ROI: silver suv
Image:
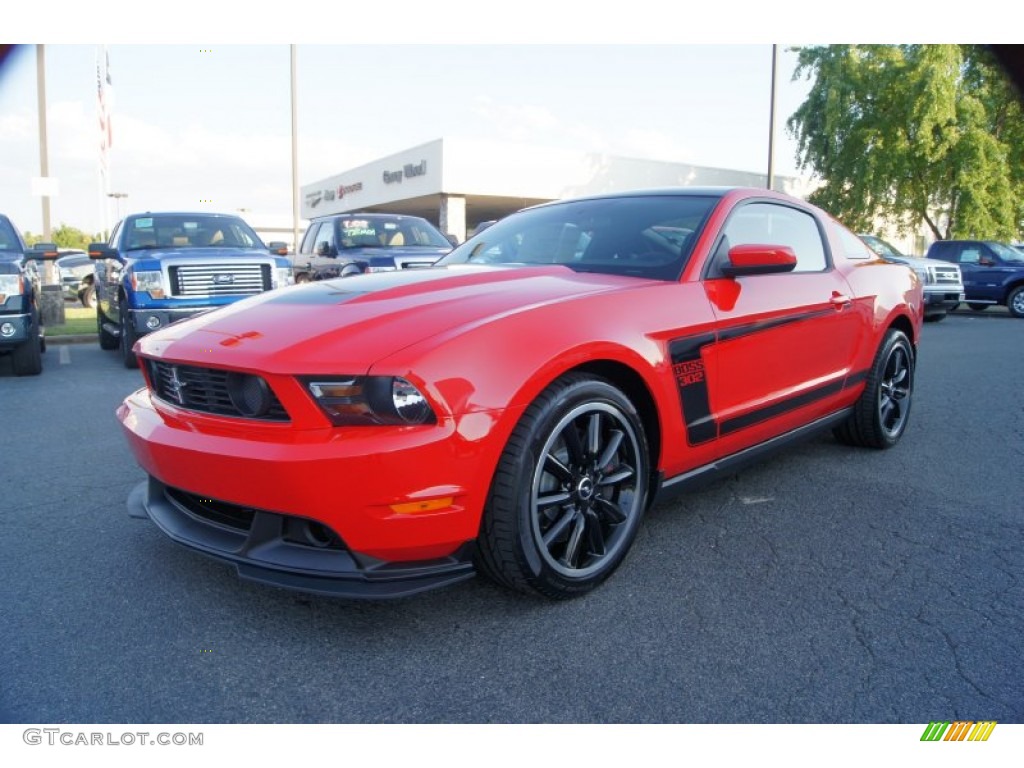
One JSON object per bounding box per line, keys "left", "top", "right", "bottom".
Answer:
{"left": 860, "top": 234, "right": 964, "bottom": 322}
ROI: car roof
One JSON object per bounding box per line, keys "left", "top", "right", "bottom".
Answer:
{"left": 310, "top": 212, "right": 430, "bottom": 222}
{"left": 124, "top": 212, "right": 247, "bottom": 220}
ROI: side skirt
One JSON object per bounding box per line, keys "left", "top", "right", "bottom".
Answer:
{"left": 650, "top": 408, "right": 853, "bottom": 505}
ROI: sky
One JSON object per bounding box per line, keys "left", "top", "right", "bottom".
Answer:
{"left": 0, "top": 2, "right": 1007, "bottom": 238}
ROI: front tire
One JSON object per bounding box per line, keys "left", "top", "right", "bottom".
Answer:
{"left": 476, "top": 374, "right": 649, "bottom": 598}
{"left": 97, "top": 306, "right": 117, "bottom": 350}
{"left": 79, "top": 283, "right": 96, "bottom": 308}
{"left": 119, "top": 305, "right": 139, "bottom": 369}
{"left": 1007, "top": 286, "right": 1024, "bottom": 318}
{"left": 968, "top": 303, "right": 989, "bottom": 312}
{"left": 834, "top": 329, "right": 914, "bottom": 449}
{"left": 11, "top": 337, "right": 43, "bottom": 376}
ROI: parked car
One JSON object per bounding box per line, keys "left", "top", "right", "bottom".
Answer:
{"left": 925, "top": 239, "right": 1024, "bottom": 317}
{"left": 89, "top": 212, "right": 294, "bottom": 368}
{"left": 859, "top": 234, "right": 964, "bottom": 322}
{"left": 0, "top": 214, "right": 53, "bottom": 375}
{"left": 119, "top": 188, "right": 923, "bottom": 599}
{"left": 292, "top": 212, "right": 452, "bottom": 282}
{"left": 55, "top": 250, "right": 95, "bottom": 307}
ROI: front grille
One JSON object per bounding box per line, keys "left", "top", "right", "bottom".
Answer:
{"left": 168, "top": 263, "right": 271, "bottom": 297}
{"left": 147, "top": 360, "right": 289, "bottom": 421}
{"left": 933, "top": 266, "right": 961, "bottom": 285}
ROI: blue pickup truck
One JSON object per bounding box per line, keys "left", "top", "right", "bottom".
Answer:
{"left": 292, "top": 212, "right": 453, "bottom": 282}
{"left": 926, "top": 239, "right": 1024, "bottom": 318}
{"left": 89, "top": 212, "right": 293, "bottom": 367}
{"left": 0, "top": 213, "right": 56, "bottom": 376}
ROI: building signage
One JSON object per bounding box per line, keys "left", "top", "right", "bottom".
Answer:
{"left": 383, "top": 160, "right": 427, "bottom": 184}
{"left": 338, "top": 182, "right": 363, "bottom": 198}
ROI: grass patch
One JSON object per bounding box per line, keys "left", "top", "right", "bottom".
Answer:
{"left": 46, "top": 305, "right": 96, "bottom": 337}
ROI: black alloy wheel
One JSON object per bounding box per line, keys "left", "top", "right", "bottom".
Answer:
{"left": 476, "top": 374, "right": 649, "bottom": 598}
{"left": 834, "top": 328, "right": 914, "bottom": 449}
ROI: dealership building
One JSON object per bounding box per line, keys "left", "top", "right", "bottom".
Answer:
{"left": 300, "top": 138, "right": 809, "bottom": 243}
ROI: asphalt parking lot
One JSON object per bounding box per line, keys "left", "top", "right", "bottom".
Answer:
{"left": 1, "top": 310, "right": 1022, "bottom": 724}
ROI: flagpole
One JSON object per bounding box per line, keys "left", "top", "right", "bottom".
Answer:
{"left": 97, "top": 47, "right": 108, "bottom": 238}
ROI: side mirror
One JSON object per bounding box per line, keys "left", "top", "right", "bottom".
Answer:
{"left": 978, "top": 255, "right": 996, "bottom": 267}
{"left": 88, "top": 243, "right": 117, "bottom": 260}
{"left": 722, "top": 244, "right": 798, "bottom": 276}
{"left": 267, "top": 241, "right": 289, "bottom": 256}
{"left": 25, "top": 243, "right": 59, "bottom": 260}
{"left": 445, "top": 234, "right": 460, "bottom": 247}
{"left": 314, "top": 241, "right": 336, "bottom": 258}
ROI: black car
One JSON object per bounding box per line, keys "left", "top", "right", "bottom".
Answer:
{"left": 926, "top": 239, "right": 1024, "bottom": 318}
{"left": 293, "top": 213, "right": 453, "bottom": 282}
{"left": 0, "top": 214, "right": 53, "bottom": 375}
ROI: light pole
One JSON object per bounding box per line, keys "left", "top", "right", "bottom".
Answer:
{"left": 767, "top": 44, "right": 778, "bottom": 191}
{"left": 107, "top": 192, "right": 128, "bottom": 221}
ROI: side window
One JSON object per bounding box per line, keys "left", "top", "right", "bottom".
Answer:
{"left": 832, "top": 222, "right": 873, "bottom": 260}
{"left": 717, "top": 202, "right": 827, "bottom": 273}
{"left": 960, "top": 246, "right": 982, "bottom": 265}
{"left": 298, "top": 223, "right": 321, "bottom": 256}
{"left": 316, "top": 222, "right": 337, "bottom": 255}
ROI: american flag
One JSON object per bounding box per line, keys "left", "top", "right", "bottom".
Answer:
{"left": 97, "top": 46, "right": 113, "bottom": 178}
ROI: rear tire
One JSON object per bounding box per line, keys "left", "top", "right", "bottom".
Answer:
{"left": 834, "top": 329, "right": 914, "bottom": 449}
{"left": 476, "top": 374, "right": 649, "bottom": 598}
{"left": 923, "top": 313, "right": 946, "bottom": 323}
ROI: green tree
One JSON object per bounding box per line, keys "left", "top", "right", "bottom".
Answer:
{"left": 787, "top": 45, "right": 1024, "bottom": 241}
{"left": 23, "top": 224, "right": 103, "bottom": 250}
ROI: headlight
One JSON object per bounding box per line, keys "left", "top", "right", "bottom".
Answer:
{"left": 302, "top": 376, "right": 436, "bottom": 426}
{"left": 912, "top": 266, "right": 936, "bottom": 285}
{"left": 0, "top": 273, "right": 22, "bottom": 303}
{"left": 273, "top": 267, "right": 294, "bottom": 289}
{"left": 131, "top": 269, "right": 165, "bottom": 298}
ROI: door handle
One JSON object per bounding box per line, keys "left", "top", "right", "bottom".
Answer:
{"left": 830, "top": 292, "right": 852, "bottom": 308}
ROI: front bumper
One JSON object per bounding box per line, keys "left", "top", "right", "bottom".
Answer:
{"left": 0, "top": 312, "right": 33, "bottom": 350}
{"left": 127, "top": 478, "right": 476, "bottom": 598}
{"left": 129, "top": 307, "right": 210, "bottom": 335}
{"left": 117, "top": 386, "right": 503, "bottom": 594}
{"left": 923, "top": 289, "right": 964, "bottom": 310}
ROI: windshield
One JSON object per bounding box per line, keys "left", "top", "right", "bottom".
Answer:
{"left": 438, "top": 195, "right": 716, "bottom": 281}
{"left": 861, "top": 235, "right": 905, "bottom": 259}
{"left": 0, "top": 218, "right": 22, "bottom": 255}
{"left": 987, "top": 242, "right": 1024, "bottom": 262}
{"left": 121, "top": 214, "right": 265, "bottom": 251}
{"left": 335, "top": 217, "right": 451, "bottom": 249}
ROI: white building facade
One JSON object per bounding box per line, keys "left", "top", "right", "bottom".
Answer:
{"left": 300, "top": 138, "right": 810, "bottom": 243}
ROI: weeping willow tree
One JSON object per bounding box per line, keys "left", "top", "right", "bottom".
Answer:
{"left": 787, "top": 45, "right": 1024, "bottom": 241}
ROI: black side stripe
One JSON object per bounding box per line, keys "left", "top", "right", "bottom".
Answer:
{"left": 720, "top": 378, "right": 846, "bottom": 435}
{"left": 669, "top": 332, "right": 716, "bottom": 445}
{"left": 716, "top": 308, "right": 835, "bottom": 343}
{"left": 669, "top": 313, "right": 869, "bottom": 445}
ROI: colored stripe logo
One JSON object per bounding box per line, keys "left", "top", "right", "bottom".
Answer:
{"left": 920, "top": 721, "right": 997, "bottom": 741}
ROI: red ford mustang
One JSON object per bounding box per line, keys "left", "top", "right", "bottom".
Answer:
{"left": 119, "top": 188, "right": 923, "bottom": 599}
